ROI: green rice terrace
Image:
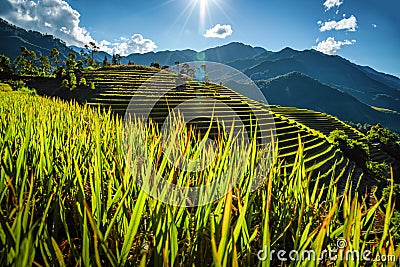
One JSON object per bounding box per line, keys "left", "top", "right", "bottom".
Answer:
{"left": 84, "top": 66, "right": 394, "bottom": 188}
{"left": 0, "top": 65, "right": 399, "bottom": 266}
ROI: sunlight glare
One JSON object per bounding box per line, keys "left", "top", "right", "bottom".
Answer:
{"left": 199, "top": 0, "right": 208, "bottom": 29}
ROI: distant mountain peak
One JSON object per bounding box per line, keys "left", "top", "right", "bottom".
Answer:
{"left": 280, "top": 47, "right": 297, "bottom": 52}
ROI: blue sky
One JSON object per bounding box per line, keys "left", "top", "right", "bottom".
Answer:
{"left": 0, "top": 0, "right": 399, "bottom": 76}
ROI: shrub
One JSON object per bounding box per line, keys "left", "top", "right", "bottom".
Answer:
{"left": 69, "top": 72, "right": 77, "bottom": 90}
{"left": 17, "top": 86, "right": 37, "bottom": 96}
{"left": 86, "top": 66, "right": 99, "bottom": 71}
{"left": 367, "top": 124, "right": 400, "bottom": 160}
{"left": 367, "top": 124, "right": 399, "bottom": 144}
{"left": 54, "top": 66, "right": 66, "bottom": 80}
{"left": 367, "top": 161, "right": 390, "bottom": 180}
{"left": 0, "top": 82, "right": 13, "bottom": 92}
{"left": 329, "top": 130, "right": 369, "bottom": 166}
{"left": 79, "top": 77, "right": 87, "bottom": 86}
{"left": 150, "top": 62, "right": 161, "bottom": 69}
{"left": 61, "top": 79, "right": 69, "bottom": 89}
{"left": 8, "top": 80, "right": 27, "bottom": 91}
{"left": 0, "top": 55, "right": 12, "bottom": 75}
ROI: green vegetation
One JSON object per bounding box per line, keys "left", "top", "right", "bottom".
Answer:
{"left": 84, "top": 42, "right": 100, "bottom": 67}
{"left": 84, "top": 67, "right": 362, "bottom": 187}
{"left": 112, "top": 54, "right": 122, "bottom": 65}
{"left": 328, "top": 128, "right": 400, "bottom": 245}
{"left": 0, "top": 57, "right": 399, "bottom": 265}
{"left": 0, "top": 82, "right": 12, "bottom": 92}
{"left": 0, "top": 43, "right": 110, "bottom": 96}
{"left": 328, "top": 130, "right": 370, "bottom": 167}
{"left": 366, "top": 125, "right": 400, "bottom": 161}
{"left": 1, "top": 79, "right": 36, "bottom": 95}
{"left": 0, "top": 92, "right": 399, "bottom": 266}
{"left": 0, "top": 55, "right": 12, "bottom": 75}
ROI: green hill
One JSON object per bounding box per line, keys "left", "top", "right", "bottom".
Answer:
{"left": 255, "top": 72, "right": 400, "bottom": 132}
{"left": 0, "top": 18, "right": 74, "bottom": 61}
{"left": 241, "top": 49, "right": 400, "bottom": 113}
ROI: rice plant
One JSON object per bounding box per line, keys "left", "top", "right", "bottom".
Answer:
{"left": 0, "top": 91, "right": 398, "bottom": 266}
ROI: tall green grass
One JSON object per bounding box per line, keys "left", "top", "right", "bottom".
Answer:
{"left": 0, "top": 92, "right": 398, "bottom": 266}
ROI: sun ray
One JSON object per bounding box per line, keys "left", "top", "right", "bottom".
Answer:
{"left": 167, "top": 0, "right": 198, "bottom": 38}
{"left": 198, "top": 0, "right": 208, "bottom": 33}
{"left": 155, "top": 0, "right": 179, "bottom": 8}
{"left": 162, "top": 0, "right": 233, "bottom": 41}
{"left": 212, "top": 0, "right": 235, "bottom": 25}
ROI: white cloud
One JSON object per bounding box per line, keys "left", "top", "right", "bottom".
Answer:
{"left": 0, "top": 0, "right": 158, "bottom": 55}
{"left": 0, "top": 0, "right": 95, "bottom": 46}
{"left": 108, "top": 34, "right": 158, "bottom": 55}
{"left": 372, "top": 24, "right": 377, "bottom": 28}
{"left": 312, "top": 37, "right": 356, "bottom": 55}
{"left": 204, "top": 24, "right": 233, "bottom": 39}
{"left": 323, "top": 0, "right": 343, "bottom": 11}
{"left": 319, "top": 15, "right": 357, "bottom": 32}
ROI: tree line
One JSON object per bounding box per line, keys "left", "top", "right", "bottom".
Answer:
{"left": 0, "top": 44, "right": 136, "bottom": 90}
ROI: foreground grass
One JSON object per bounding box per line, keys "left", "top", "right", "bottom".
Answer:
{"left": 0, "top": 92, "right": 398, "bottom": 266}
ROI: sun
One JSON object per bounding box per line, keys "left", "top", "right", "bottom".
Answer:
{"left": 165, "top": 0, "right": 228, "bottom": 37}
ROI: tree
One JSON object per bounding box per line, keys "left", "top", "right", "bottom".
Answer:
{"left": 76, "top": 60, "right": 84, "bottom": 70}
{"left": 150, "top": 62, "right": 161, "bottom": 69}
{"left": 0, "top": 55, "right": 12, "bottom": 75}
{"left": 60, "top": 52, "right": 78, "bottom": 90}
{"left": 116, "top": 54, "right": 122, "bottom": 65}
{"left": 367, "top": 124, "right": 400, "bottom": 160}
{"left": 14, "top": 46, "right": 39, "bottom": 76}
{"left": 66, "top": 52, "right": 77, "bottom": 71}
{"left": 112, "top": 54, "right": 122, "bottom": 65}
{"left": 84, "top": 42, "right": 99, "bottom": 65}
{"left": 54, "top": 66, "right": 65, "bottom": 80}
{"left": 103, "top": 56, "right": 108, "bottom": 66}
{"left": 329, "top": 130, "right": 370, "bottom": 166}
{"left": 112, "top": 54, "right": 118, "bottom": 65}
{"left": 80, "top": 49, "right": 94, "bottom": 66}
{"left": 50, "top": 48, "right": 60, "bottom": 65}
{"left": 367, "top": 124, "right": 398, "bottom": 144}
{"left": 39, "top": 56, "right": 51, "bottom": 76}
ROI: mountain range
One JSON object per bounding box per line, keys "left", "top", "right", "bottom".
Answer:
{"left": 0, "top": 18, "right": 74, "bottom": 61}
{"left": 1, "top": 18, "right": 399, "bottom": 131}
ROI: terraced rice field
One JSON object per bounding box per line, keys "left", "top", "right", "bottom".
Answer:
{"left": 268, "top": 106, "right": 395, "bottom": 164}
{"left": 83, "top": 67, "right": 384, "bottom": 186}
{"left": 1, "top": 68, "right": 398, "bottom": 266}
